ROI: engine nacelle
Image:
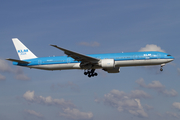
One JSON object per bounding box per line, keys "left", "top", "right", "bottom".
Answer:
{"left": 100, "top": 59, "right": 115, "bottom": 69}
{"left": 103, "top": 67, "right": 120, "bottom": 73}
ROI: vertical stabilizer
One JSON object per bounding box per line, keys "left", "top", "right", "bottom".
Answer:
{"left": 12, "top": 38, "right": 37, "bottom": 60}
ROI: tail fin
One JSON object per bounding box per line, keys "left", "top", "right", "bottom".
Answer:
{"left": 12, "top": 38, "right": 37, "bottom": 60}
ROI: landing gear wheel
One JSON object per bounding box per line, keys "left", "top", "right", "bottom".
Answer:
{"left": 160, "top": 68, "right": 163, "bottom": 71}
{"left": 84, "top": 72, "right": 87, "bottom": 75}
{"left": 94, "top": 73, "right": 98, "bottom": 76}
{"left": 84, "top": 69, "right": 98, "bottom": 78}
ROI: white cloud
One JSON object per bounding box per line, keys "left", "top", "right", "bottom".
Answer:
{"left": 130, "top": 90, "right": 151, "bottom": 99}
{"left": 128, "top": 99, "right": 148, "bottom": 118}
{"left": 0, "top": 74, "right": 6, "bottom": 80}
{"left": 166, "top": 112, "right": 179, "bottom": 119}
{"left": 135, "top": 78, "right": 146, "bottom": 87}
{"left": 0, "top": 59, "right": 12, "bottom": 72}
{"left": 136, "top": 78, "right": 178, "bottom": 97}
{"left": 23, "top": 90, "right": 76, "bottom": 108}
{"left": 14, "top": 67, "right": 30, "bottom": 80}
{"left": 139, "top": 44, "right": 165, "bottom": 52}
{"left": 15, "top": 74, "right": 30, "bottom": 80}
{"left": 136, "top": 78, "right": 164, "bottom": 90}
{"left": 59, "top": 108, "right": 93, "bottom": 120}
{"left": 173, "top": 102, "right": 180, "bottom": 110}
{"left": 38, "top": 96, "right": 75, "bottom": 108}
{"left": 162, "top": 89, "right": 178, "bottom": 97}
{"left": 102, "top": 89, "right": 148, "bottom": 118}
{"left": 108, "top": 89, "right": 126, "bottom": 99}
{"left": 23, "top": 91, "right": 35, "bottom": 101}
{"left": 0, "top": 59, "right": 30, "bottom": 80}
{"left": 147, "top": 81, "right": 164, "bottom": 89}
{"left": 79, "top": 41, "right": 100, "bottom": 47}
{"left": 24, "top": 109, "right": 43, "bottom": 118}
{"left": 23, "top": 91, "right": 93, "bottom": 120}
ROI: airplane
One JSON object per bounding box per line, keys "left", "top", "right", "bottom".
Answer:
{"left": 6, "top": 38, "right": 174, "bottom": 78}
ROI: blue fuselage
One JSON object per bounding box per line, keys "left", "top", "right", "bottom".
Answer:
{"left": 13, "top": 51, "right": 174, "bottom": 71}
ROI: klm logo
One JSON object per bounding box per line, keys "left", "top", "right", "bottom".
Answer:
{"left": 18, "top": 49, "right": 28, "bottom": 55}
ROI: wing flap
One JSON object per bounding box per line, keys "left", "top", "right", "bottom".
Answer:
{"left": 50, "top": 45, "right": 99, "bottom": 63}
{"left": 6, "top": 58, "right": 30, "bottom": 64}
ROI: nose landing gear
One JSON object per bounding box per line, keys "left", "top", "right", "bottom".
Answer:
{"left": 84, "top": 69, "right": 98, "bottom": 78}
{"left": 160, "top": 63, "right": 165, "bottom": 71}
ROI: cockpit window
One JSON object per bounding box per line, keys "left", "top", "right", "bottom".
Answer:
{"left": 167, "top": 54, "right": 171, "bottom": 56}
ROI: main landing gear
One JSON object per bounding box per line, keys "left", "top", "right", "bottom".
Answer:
{"left": 84, "top": 69, "right": 98, "bottom": 78}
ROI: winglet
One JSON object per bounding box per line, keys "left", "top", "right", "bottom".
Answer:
{"left": 50, "top": 44, "right": 57, "bottom": 47}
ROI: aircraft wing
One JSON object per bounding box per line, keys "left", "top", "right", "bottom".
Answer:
{"left": 6, "top": 58, "right": 30, "bottom": 64}
{"left": 50, "top": 45, "right": 99, "bottom": 63}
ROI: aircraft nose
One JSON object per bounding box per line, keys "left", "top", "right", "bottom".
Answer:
{"left": 167, "top": 54, "right": 174, "bottom": 61}
{"left": 170, "top": 56, "right": 174, "bottom": 62}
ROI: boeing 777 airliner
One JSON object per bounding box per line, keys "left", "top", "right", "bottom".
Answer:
{"left": 7, "top": 38, "right": 174, "bottom": 78}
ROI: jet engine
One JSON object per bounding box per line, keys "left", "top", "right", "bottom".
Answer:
{"left": 99, "top": 59, "right": 115, "bottom": 68}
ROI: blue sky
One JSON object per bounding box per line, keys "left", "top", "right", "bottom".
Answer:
{"left": 0, "top": 0, "right": 180, "bottom": 120}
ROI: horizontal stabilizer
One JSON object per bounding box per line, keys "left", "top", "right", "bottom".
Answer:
{"left": 6, "top": 58, "right": 30, "bottom": 64}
